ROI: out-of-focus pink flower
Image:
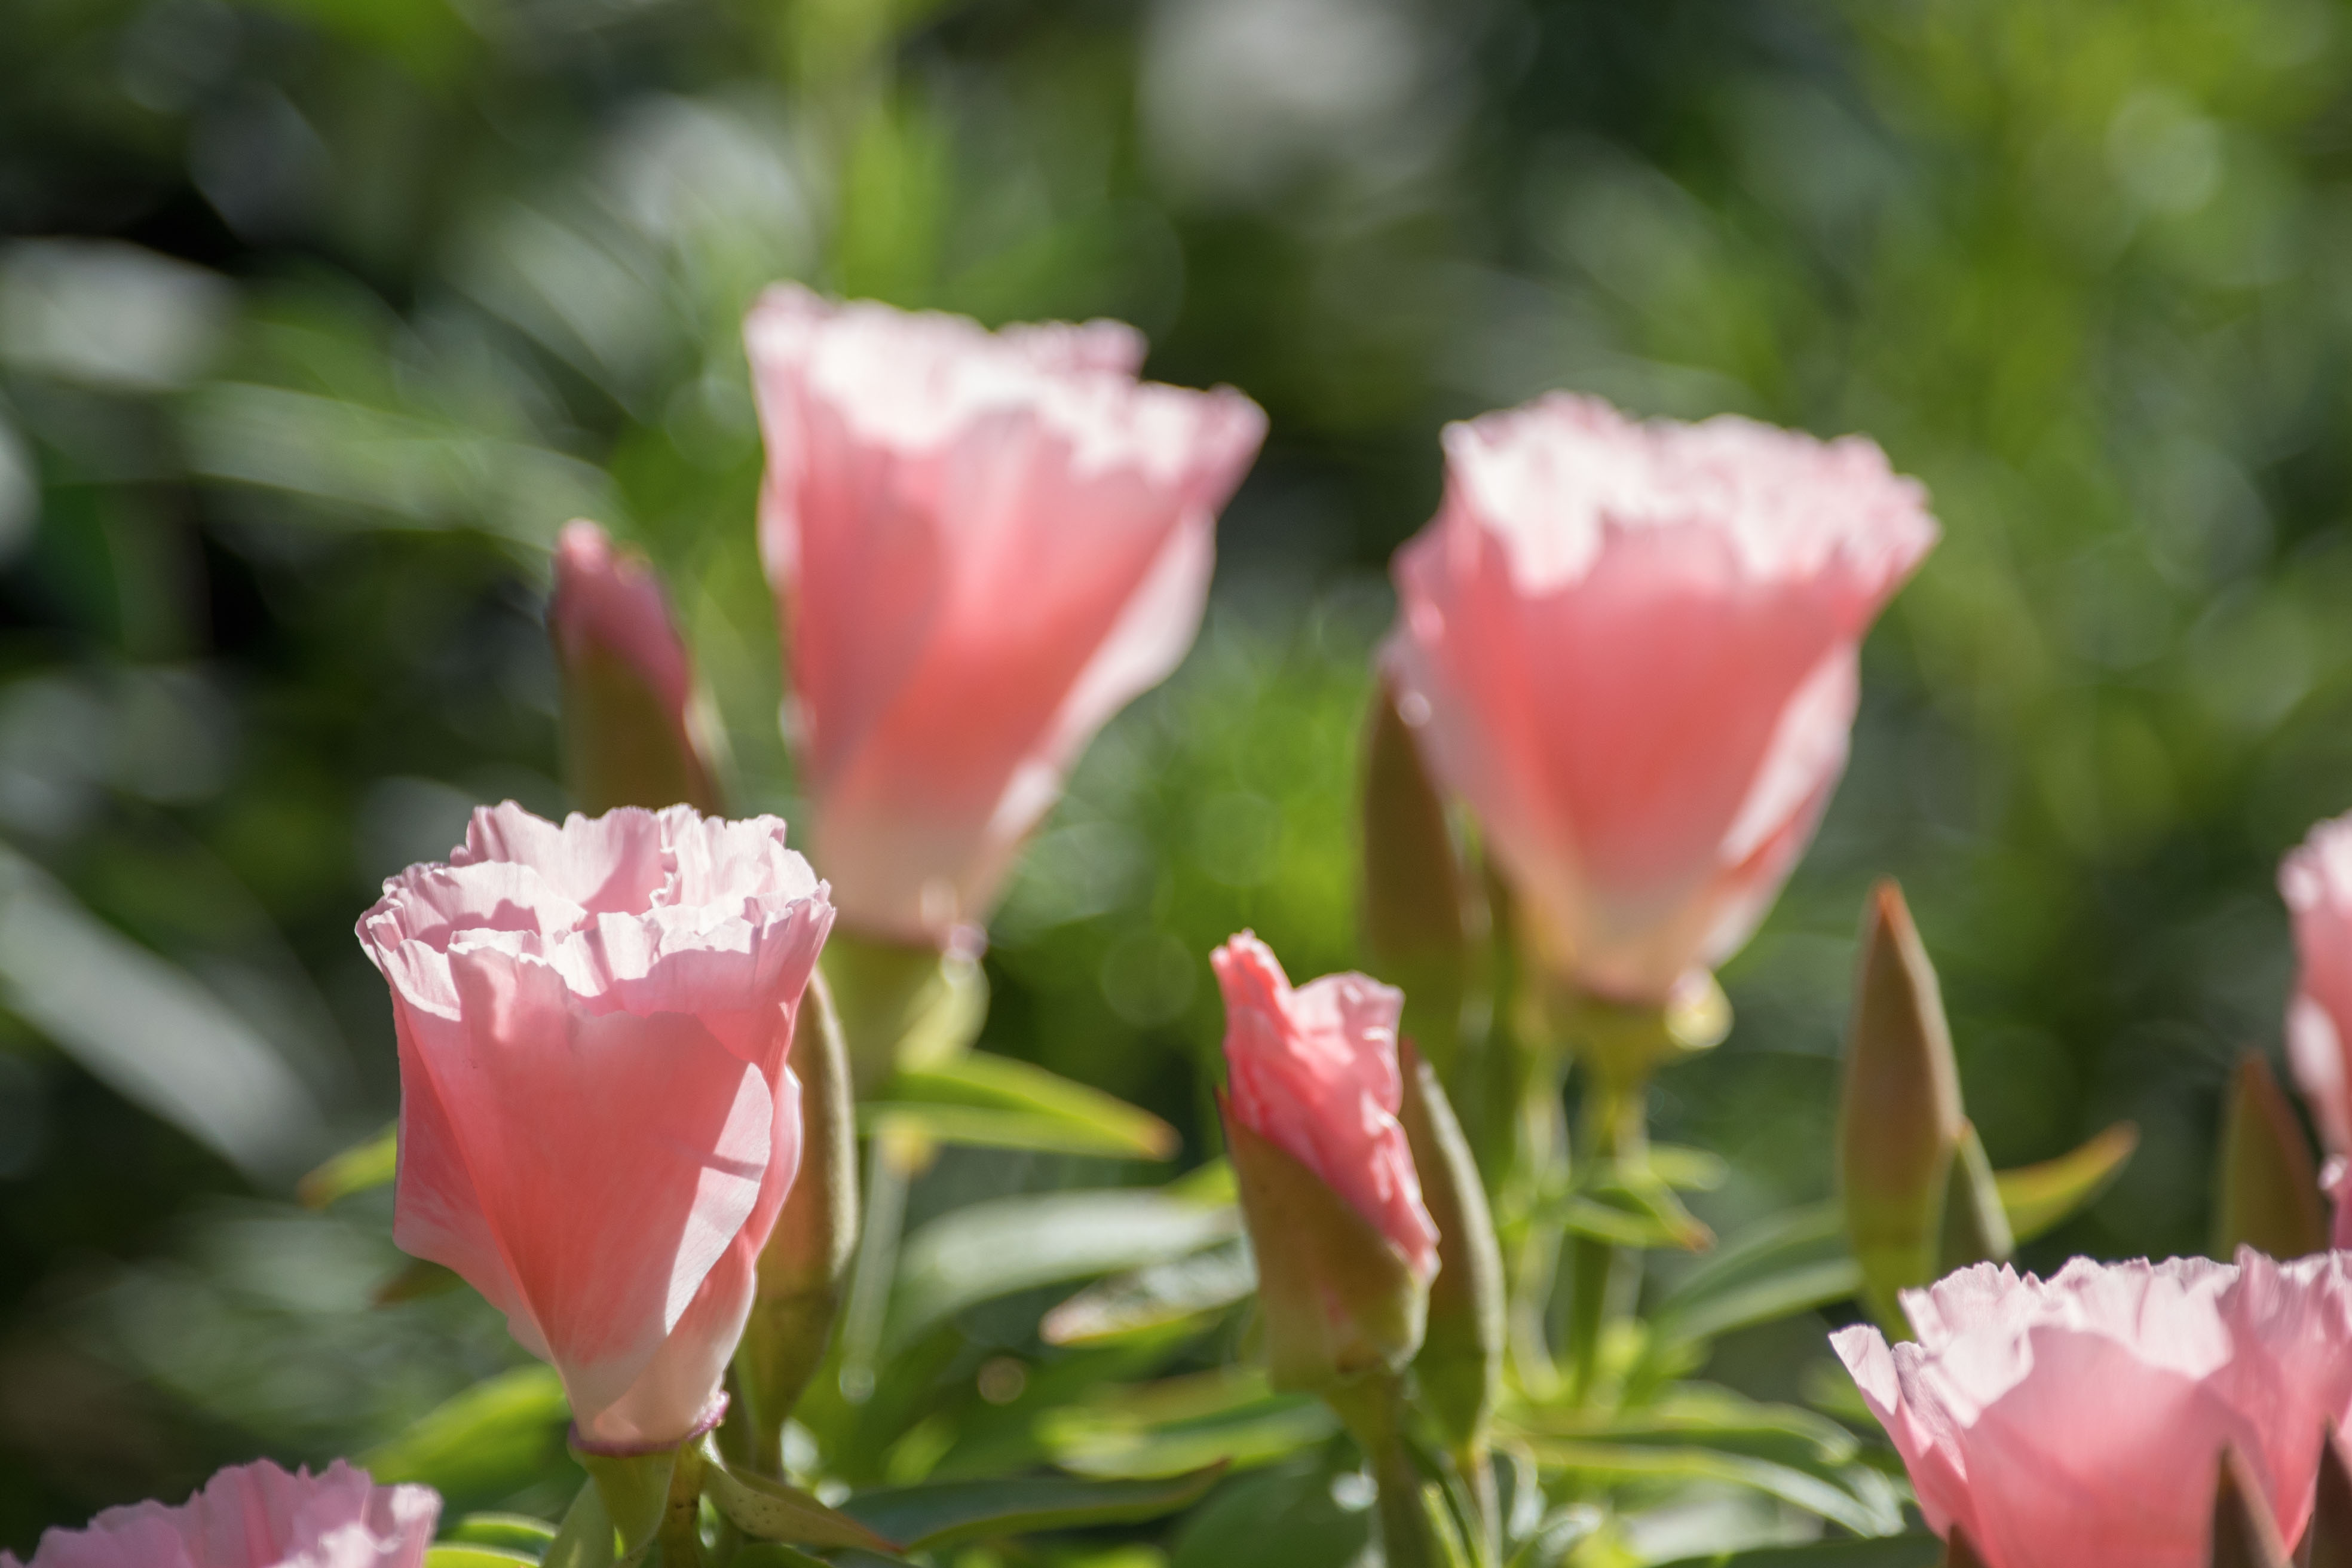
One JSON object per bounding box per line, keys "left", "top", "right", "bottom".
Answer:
{"left": 1831, "top": 1252, "right": 2352, "bottom": 1568}
{"left": 357, "top": 803, "right": 833, "bottom": 1450}
{"left": 1, "top": 1458, "right": 437, "bottom": 1568}
{"left": 1213, "top": 931, "right": 1438, "bottom": 1278}
{"left": 549, "top": 519, "right": 722, "bottom": 814}
{"left": 744, "top": 286, "right": 1267, "bottom": 942}
{"left": 1384, "top": 394, "right": 1938, "bottom": 1004}
{"left": 2284, "top": 814, "right": 2352, "bottom": 1157}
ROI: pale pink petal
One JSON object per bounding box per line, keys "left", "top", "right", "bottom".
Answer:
{"left": 1385, "top": 393, "right": 1936, "bottom": 1003}
{"left": 2283, "top": 815, "right": 2352, "bottom": 1154}
{"left": 356, "top": 804, "right": 831, "bottom": 1447}
{"left": 745, "top": 284, "right": 1266, "bottom": 940}
{"left": 4, "top": 1459, "right": 436, "bottom": 1568}
{"left": 550, "top": 520, "right": 695, "bottom": 719}
{"left": 1213, "top": 932, "right": 1438, "bottom": 1278}
{"left": 1832, "top": 1252, "right": 2352, "bottom": 1568}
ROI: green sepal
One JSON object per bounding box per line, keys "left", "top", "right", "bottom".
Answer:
{"left": 2214, "top": 1052, "right": 2327, "bottom": 1261}
{"left": 1399, "top": 1040, "right": 1504, "bottom": 1454}
{"left": 569, "top": 1442, "right": 676, "bottom": 1564}
{"left": 700, "top": 1440, "right": 905, "bottom": 1553}
{"left": 820, "top": 926, "right": 988, "bottom": 1095}
{"left": 1943, "top": 1527, "right": 1988, "bottom": 1568}
{"left": 559, "top": 641, "right": 723, "bottom": 817}
{"left": 1839, "top": 881, "right": 1965, "bottom": 1336}
{"left": 1535, "top": 975, "right": 1730, "bottom": 1095}
{"left": 1221, "top": 1100, "right": 1428, "bottom": 1393}
{"left": 735, "top": 975, "right": 858, "bottom": 1474}
{"left": 1936, "top": 1119, "right": 2013, "bottom": 1276}
{"left": 2210, "top": 1444, "right": 2291, "bottom": 1568}
{"left": 541, "top": 1481, "right": 615, "bottom": 1568}
{"left": 1360, "top": 675, "right": 1476, "bottom": 1074}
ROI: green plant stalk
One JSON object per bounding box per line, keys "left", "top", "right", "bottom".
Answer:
{"left": 1502, "top": 1057, "right": 1569, "bottom": 1401}
{"left": 1324, "top": 1374, "right": 1443, "bottom": 1568}
{"left": 1564, "top": 1074, "right": 1647, "bottom": 1406}
{"left": 657, "top": 1440, "right": 708, "bottom": 1568}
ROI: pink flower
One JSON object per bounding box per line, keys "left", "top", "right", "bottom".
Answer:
{"left": 1383, "top": 394, "right": 1937, "bottom": 1003}
{"left": 1212, "top": 932, "right": 1438, "bottom": 1278}
{"left": 1831, "top": 1253, "right": 2352, "bottom": 1568}
{"left": 549, "top": 519, "right": 721, "bottom": 814}
{"left": 744, "top": 286, "right": 1267, "bottom": 942}
{"left": 356, "top": 803, "right": 833, "bottom": 1450}
{"left": 2283, "top": 814, "right": 2352, "bottom": 1156}
{"left": 1, "top": 1458, "right": 437, "bottom": 1568}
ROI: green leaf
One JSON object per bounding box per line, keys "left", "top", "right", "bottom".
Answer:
{"left": 363, "top": 1365, "right": 570, "bottom": 1509}
{"left": 425, "top": 1550, "right": 540, "bottom": 1568}
{"left": 1649, "top": 1540, "right": 1942, "bottom": 1568}
{"left": 1524, "top": 1440, "right": 1904, "bottom": 1539}
{"left": 701, "top": 1448, "right": 905, "bottom": 1553}
{"left": 1646, "top": 1205, "right": 1858, "bottom": 1354}
{"left": 887, "top": 1190, "right": 1239, "bottom": 1350}
{"left": 1645, "top": 1144, "right": 1731, "bottom": 1192}
{"left": 1515, "top": 1386, "right": 1862, "bottom": 1477}
{"left": 860, "top": 1102, "right": 1165, "bottom": 1160}
{"left": 1040, "top": 1238, "right": 1256, "bottom": 1346}
{"left": 1555, "top": 1168, "right": 1711, "bottom": 1252}
{"left": 841, "top": 1466, "right": 1226, "bottom": 1551}
{"left": 892, "top": 1052, "right": 1178, "bottom": 1159}
{"left": 298, "top": 1124, "right": 397, "bottom": 1208}
{"left": 1168, "top": 1459, "right": 1374, "bottom": 1568}
{"left": 1039, "top": 1368, "right": 1336, "bottom": 1478}
{"left": 1993, "top": 1120, "right": 2139, "bottom": 1244}
{"left": 443, "top": 1514, "right": 557, "bottom": 1553}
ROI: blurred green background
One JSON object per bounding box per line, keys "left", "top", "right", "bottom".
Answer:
{"left": 4, "top": 0, "right": 2350, "bottom": 1549}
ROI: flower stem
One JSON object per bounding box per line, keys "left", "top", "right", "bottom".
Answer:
{"left": 1564, "top": 1075, "right": 1646, "bottom": 1405}
{"left": 1325, "top": 1374, "right": 1443, "bottom": 1568}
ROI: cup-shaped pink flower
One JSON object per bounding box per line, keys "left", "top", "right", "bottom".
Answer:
{"left": 744, "top": 286, "right": 1267, "bottom": 942}
{"left": 1214, "top": 931, "right": 1438, "bottom": 1278}
{"left": 356, "top": 802, "right": 833, "bottom": 1450}
{"left": 2284, "top": 814, "right": 2352, "bottom": 1157}
{"left": 1384, "top": 393, "right": 1938, "bottom": 1004}
{"left": 549, "top": 519, "right": 722, "bottom": 815}
{"left": 1831, "top": 1252, "right": 2352, "bottom": 1568}
{"left": 2, "top": 1457, "right": 437, "bottom": 1568}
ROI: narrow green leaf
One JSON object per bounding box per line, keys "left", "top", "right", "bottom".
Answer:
{"left": 858, "top": 1102, "right": 1165, "bottom": 1160}
{"left": 1040, "top": 1239, "right": 1256, "bottom": 1346}
{"left": 1647, "top": 1205, "right": 1857, "bottom": 1355}
{"left": 443, "top": 1514, "right": 557, "bottom": 1553}
{"left": 425, "top": 1549, "right": 538, "bottom": 1568}
{"left": 841, "top": 1465, "right": 1226, "bottom": 1551}
{"left": 1645, "top": 1144, "right": 1730, "bottom": 1192}
{"left": 1935, "top": 1120, "right": 2014, "bottom": 1275}
{"left": 1039, "top": 1368, "right": 1336, "bottom": 1478}
{"left": 1648, "top": 1539, "right": 1941, "bottom": 1568}
{"left": 1399, "top": 1043, "right": 1504, "bottom": 1452}
{"left": 887, "top": 1190, "right": 1239, "bottom": 1351}
{"left": 1504, "top": 1505, "right": 1602, "bottom": 1568}
{"left": 702, "top": 1448, "right": 905, "bottom": 1552}
{"left": 1524, "top": 1440, "right": 1903, "bottom": 1539}
{"left": 363, "top": 1365, "right": 569, "bottom": 1507}
{"left": 1514, "top": 1386, "right": 1861, "bottom": 1475}
{"left": 894, "top": 1052, "right": 1178, "bottom": 1159}
{"left": 1992, "top": 1121, "right": 2139, "bottom": 1242}
{"left": 1169, "top": 1458, "right": 1374, "bottom": 1568}
{"left": 298, "top": 1124, "right": 397, "bottom": 1208}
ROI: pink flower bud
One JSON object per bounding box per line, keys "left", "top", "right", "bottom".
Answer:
{"left": 1831, "top": 1252, "right": 2352, "bottom": 1568}
{"left": 2283, "top": 814, "right": 2352, "bottom": 1157}
{"left": 1214, "top": 932, "right": 1438, "bottom": 1279}
{"left": 356, "top": 802, "right": 834, "bottom": 1450}
{"left": 743, "top": 286, "right": 1267, "bottom": 944}
{"left": 1383, "top": 394, "right": 1938, "bottom": 1003}
{"left": 549, "top": 520, "right": 722, "bottom": 815}
{"left": 1, "top": 1458, "right": 437, "bottom": 1568}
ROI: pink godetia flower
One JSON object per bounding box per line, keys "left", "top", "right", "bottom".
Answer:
{"left": 1212, "top": 931, "right": 1439, "bottom": 1278}
{"left": 744, "top": 286, "right": 1267, "bottom": 944}
{"left": 549, "top": 519, "right": 722, "bottom": 814}
{"left": 1, "top": 1458, "right": 437, "bottom": 1568}
{"left": 1383, "top": 393, "right": 1938, "bottom": 1004}
{"left": 356, "top": 803, "right": 834, "bottom": 1451}
{"left": 1831, "top": 1252, "right": 2352, "bottom": 1568}
{"left": 2283, "top": 813, "right": 2352, "bottom": 1158}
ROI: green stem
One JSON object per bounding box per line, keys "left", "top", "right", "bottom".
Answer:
{"left": 657, "top": 1441, "right": 708, "bottom": 1568}
{"left": 1503, "top": 1054, "right": 1569, "bottom": 1399}
{"left": 1325, "top": 1376, "right": 1443, "bottom": 1568}
{"left": 1456, "top": 1438, "right": 1499, "bottom": 1568}
{"left": 543, "top": 1481, "right": 616, "bottom": 1568}
{"left": 1564, "top": 1076, "right": 1647, "bottom": 1405}
{"left": 836, "top": 1128, "right": 912, "bottom": 1404}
